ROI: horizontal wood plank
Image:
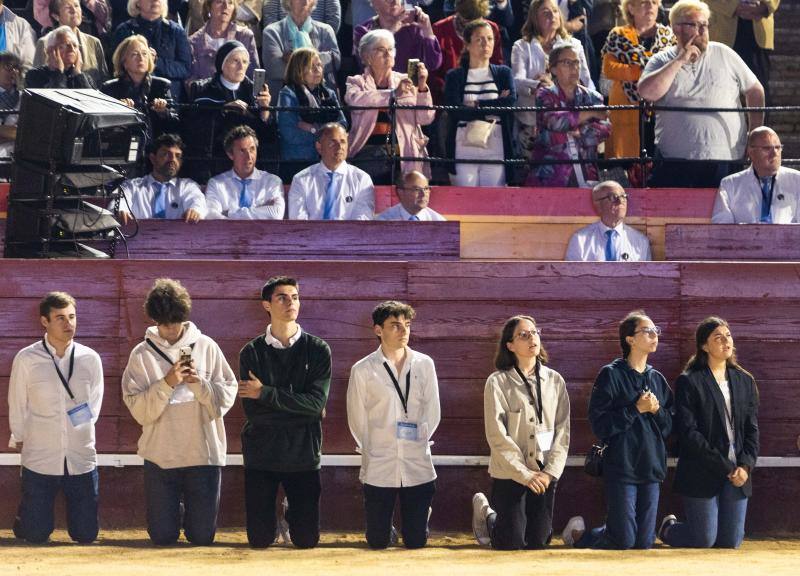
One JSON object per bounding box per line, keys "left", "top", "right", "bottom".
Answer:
{"left": 666, "top": 224, "right": 800, "bottom": 261}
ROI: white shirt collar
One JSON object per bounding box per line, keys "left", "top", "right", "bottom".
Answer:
{"left": 220, "top": 76, "right": 241, "bottom": 91}
{"left": 147, "top": 174, "right": 178, "bottom": 188}
{"left": 599, "top": 220, "right": 625, "bottom": 234}
{"left": 265, "top": 323, "right": 303, "bottom": 349}
{"left": 43, "top": 332, "right": 74, "bottom": 358}
{"left": 318, "top": 160, "right": 348, "bottom": 176}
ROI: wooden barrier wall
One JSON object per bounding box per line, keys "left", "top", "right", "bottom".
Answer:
{"left": 0, "top": 259, "right": 798, "bottom": 533}
{"left": 666, "top": 224, "right": 800, "bottom": 261}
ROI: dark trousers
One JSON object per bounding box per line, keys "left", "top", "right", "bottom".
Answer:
{"left": 245, "top": 468, "right": 322, "bottom": 549}
{"left": 13, "top": 465, "right": 99, "bottom": 544}
{"left": 143, "top": 460, "right": 221, "bottom": 546}
{"left": 487, "top": 478, "right": 557, "bottom": 550}
{"left": 363, "top": 481, "right": 436, "bottom": 549}
{"left": 648, "top": 152, "right": 741, "bottom": 188}
{"left": 576, "top": 480, "right": 660, "bottom": 550}
{"left": 734, "top": 19, "right": 771, "bottom": 107}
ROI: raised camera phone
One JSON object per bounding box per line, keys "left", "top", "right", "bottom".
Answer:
{"left": 407, "top": 59, "right": 420, "bottom": 85}
{"left": 253, "top": 68, "right": 267, "bottom": 98}
{"left": 179, "top": 346, "right": 192, "bottom": 367}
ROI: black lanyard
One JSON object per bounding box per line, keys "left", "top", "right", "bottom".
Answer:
{"left": 383, "top": 361, "right": 411, "bottom": 417}
{"left": 145, "top": 339, "right": 193, "bottom": 365}
{"left": 41, "top": 337, "right": 76, "bottom": 401}
{"left": 514, "top": 365, "right": 543, "bottom": 424}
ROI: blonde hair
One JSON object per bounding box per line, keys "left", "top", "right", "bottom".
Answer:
{"left": 201, "top": 0, "right": 239, "bottom": 23}
{"left": 112, "top": 35, "right": 155, "bottom": 78}
{"left": 668, "top": 0, "right": 710, "bottom": 26}
{"left": 127, "top": 0, "right": 169, "bottom": 19}
{"left": 284, "top": 47, "right": 320, "bottom": 86}
{"left": 281, "top": 0, "right": 317, "bottom": 13}
{"left": 621, "top": 0, "right": 660, "bottom": 27}
{"left": 521, "top": 0, "right": 569, "bottom": 43}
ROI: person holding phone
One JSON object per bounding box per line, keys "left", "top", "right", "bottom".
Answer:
{"left": 121, "top": 278, "right": 237, "bottom": 546}
{"left": 563, "top": 310, "right": 673, "bottom": 550}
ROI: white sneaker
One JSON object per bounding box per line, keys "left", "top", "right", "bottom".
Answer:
{"left": 658, "top": 514, "right": 677, "bottom": 542}
{"left": 561, "top": 516, "right": 585, "bottom": 547}
{"left": 471, "top": 493, "right": 493, "bottom": 546}
{"left": 276, "top": 497, "right": 291, "bottom": 545}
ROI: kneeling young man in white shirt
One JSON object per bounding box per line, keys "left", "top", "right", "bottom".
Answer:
{"left": 347, "top": 301, "right": 441, "bottom": 549}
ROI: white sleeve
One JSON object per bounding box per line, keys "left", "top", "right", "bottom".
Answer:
{"left": 204, "top": 177, "right": 228, "bottom": 219}
{"left": 288, "top": 174, "right": 310, "bottom": 219}
{"left": 422, "top": 359, "right": 441, "bottom": 440}
{"left": 712, "top": 183, "right": 735, "bottom": 224}
{"left": 511, "top": 40, "right": 537, "bottom": 94}
{"left": 346, "top": 364, "right": 367, "bottom": 453}
{"left": 8, "top": 351, "right": 29, "bottom": 447}
{"left": 88, "top": 351, "right": 104, "bottom": 425}
{"left": 182, "top": 180, "right": 208, "bottom": 218}
{"left": 121, "top": 349, "right": 173, "bottom": 426}
{"left": 565, "top": 231, "right": 582, "bottom": 261}
{"left": 228, "top": 176, "right": 285, "bottom": 220}
{"left": 350, "top": 172, "right": 375, "bottom": 220}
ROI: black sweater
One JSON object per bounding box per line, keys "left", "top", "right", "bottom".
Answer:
{"left": 239, "top": 332, "right": 331, "bottom": 472}
{"left": 588, "top": 358, "right": 674, "bottom": 484}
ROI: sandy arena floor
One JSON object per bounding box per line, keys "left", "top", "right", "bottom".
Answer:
{"left": 2, "top": 530, "right": 799, "bottom": 576}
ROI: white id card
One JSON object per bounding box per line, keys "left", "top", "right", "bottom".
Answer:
{"left": 67, "top": 402, "right": 93, "bottom": 427}
{"left": 535, "top": 429, "right": 554, "bottom": 452}
{"left": 396, "top": 421, "right": 419, "bottom": 441}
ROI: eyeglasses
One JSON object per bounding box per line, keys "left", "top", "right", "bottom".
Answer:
{"left": 634, "top": 326, "right": 662, "bottom": 337}
{"left": 676, "top": 22, "right": 709, "bottom": 32}
{"left": 556, "top": 59, "right": 581, "bottom": 69}
{"left": 399, "top": 186, "right": 431, "bottom": 193}
{"left": 598, "top": 193, "right": 628, "bottom": 203}
{"left": 514, "top": 329, "right": 542, "bottom": 341}
{"left": 1, "top": 63, "right": 20, "bottom": 72}
{"left": 750, "top": 145, "right": 783, "bottom": 152}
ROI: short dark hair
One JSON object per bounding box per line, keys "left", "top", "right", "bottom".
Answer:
{"left": 149, "top": 133, "right": 184, "bottom": 155}
{"left": 372, "top": 300, "right": 416, "bottom": 327}
{"left": 0, "top": 50, "right": 22, "bottom": 69}
{"left": 144, "top": 278, "right": 192, "bottom": 324}
{"left": 224, "top": 125, "right": 258, "bottom": 153}
{"left": 494, "top": 315, "right": 549, "bottom": 371}
{"left": 261, "top": 276, "right": 299, "bottom": 301}
{"left": 619, "top": 309, "right": 649, "bottom": 358}
{"left": 39, "top": 291, "right": 76, "bottom": 318}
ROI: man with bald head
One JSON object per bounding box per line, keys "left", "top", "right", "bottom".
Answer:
{"left": 376, "top": 171, "right": 446, "bottom": 222}
{"left": 712, "top": 127, "right": 800, "bottom": 224}
{"left": 566, "top": 181, "right": 652, "bottom": 262}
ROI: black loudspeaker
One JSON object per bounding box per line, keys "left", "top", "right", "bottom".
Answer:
{"left": 10, "top": 161, "right": 126, "bottom": 200}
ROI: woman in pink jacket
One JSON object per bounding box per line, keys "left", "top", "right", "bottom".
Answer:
{"left": 345, "top": 28, "right": 435, "bottom": 184}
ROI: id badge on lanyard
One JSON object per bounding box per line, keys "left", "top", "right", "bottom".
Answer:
{"left": 42, "top": 338, "right": 92, "bottom": 428}
{"left": 383, "top": 362, "right": 419, "bottom": 441}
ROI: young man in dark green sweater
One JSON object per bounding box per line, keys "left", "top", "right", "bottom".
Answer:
{"left": 238, "top": 276, "right": 332, "bottom": 549}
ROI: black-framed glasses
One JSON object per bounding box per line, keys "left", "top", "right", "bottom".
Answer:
{"left": 635, "top": 326, "right": 662, "bottom": 337}
{"left": 598, "top": 193, "right": 628, "bottom": 203}
{"left": 676, "top": 21, "right": 709, "bottom": 32}
{"left": 514, "top": 329, "right": 542, "bottom": 341}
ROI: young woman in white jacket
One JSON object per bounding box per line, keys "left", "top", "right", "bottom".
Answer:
{"left": 472, "top": 315, "right": 571, "bottom": 549}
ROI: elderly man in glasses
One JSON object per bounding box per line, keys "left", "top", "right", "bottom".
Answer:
{"left": 637, "top": 0, "right": 764, "bottom": 188}
{"left": 712, "top": 126, "right": 800, "bottom": 224}
{"left": 376, "top": 171, "right": 446, "bottom": 221}
{"left": 566, "top": 180, "right": 652, "bottom": 261}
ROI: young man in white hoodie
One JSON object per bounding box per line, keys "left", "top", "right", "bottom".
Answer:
{"left": 121, "top": 278, "right": 237, "bottom": 546}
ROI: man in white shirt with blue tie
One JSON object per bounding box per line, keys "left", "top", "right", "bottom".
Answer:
{"left": 116, "top": 134, "right": 207, "bottom": 224}
{"left": 712, "top": 127, "right": 800, "bottom": 224}
{"left": 376, "top": 171, "right": 446, "bottom": 222}
{"left": 206, "top": 125, "right": 285, "bottom": 220}
{"left": 288, "top": 123, "right": 375, "bottom": 220}
{"left": 565, "top": 180, "right": 652, "bottom": 262}
{"left": 346, "top": 300, "right": 440, "bottom": 549}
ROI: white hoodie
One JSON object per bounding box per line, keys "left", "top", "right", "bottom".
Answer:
{"left": 121, "top": 321, "right": 237, "bottom": 469}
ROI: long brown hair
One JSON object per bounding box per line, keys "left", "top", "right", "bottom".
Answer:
{"left": 521, "top": 0, "right": 569, "bottom": 43}
{"left": 459, "top": 19, "right": 493, "bottom": 68}
{"left": 684, "top": 317, "right": 754, "bottom": 382}
{"left": 494, "top": 315, "right": 549, "bottom": 371}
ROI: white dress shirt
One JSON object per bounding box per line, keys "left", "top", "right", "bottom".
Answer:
{"left": 565, "top": 220, "right": 652, "bottom": 261}
{"left": 288, "top": 160, "right": 375, "bottom": 220}
{"left": 8, "top": 335, "right": 104, "bottom": 476}
{"left": 118, "top": 174, "right": 208, "bottom": 220}
{"left": 205, "top": 167, "right": 285, "bottom": 220}
{"left": 264, "top": 323, "right": 303, "bottom": 349}
{"left": 347, "top": 346, "right": 440, "bottom": 488}
{"left": 712, "top": 166, "right": 800, "bottom": 224}
{"left": 376, "top": 203, "right": 446, "bottom": 221}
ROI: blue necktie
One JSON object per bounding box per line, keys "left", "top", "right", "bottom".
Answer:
{"left": 238, "top": 178, "right": 253, "bottom": 208}
{"left": 152, "top": 181, "right": 166, "bottom": 219}
{"left": 759, "top": 177, "right": 772, "bottom": 223}
{"left": 323, "top": 171, "right": 339, "bottom": 220}
{"left": 408, "top": 215, "right": 420, "bottom": 221}
{"left": 605, "top": 229, "right": 617, "bottom": 262}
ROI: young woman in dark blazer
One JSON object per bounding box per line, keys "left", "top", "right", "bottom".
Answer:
{"left": 659, "top": 316, "right": 759, "bottom": 549}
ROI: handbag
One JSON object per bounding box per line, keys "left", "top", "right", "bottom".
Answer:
{"left": 464, "top": 119, "right": 496, "bottom": 148}
{"left": 584, "top": 442, "right": 608, "bottom": 477}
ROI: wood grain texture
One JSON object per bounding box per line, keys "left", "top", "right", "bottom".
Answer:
{"left": 666, "top": 224, "right": 800, "bottom": 261}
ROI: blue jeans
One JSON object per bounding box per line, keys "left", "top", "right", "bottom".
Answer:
{"left": 143, "top": 460, "right": 221, "bottom": 546}
{"left": 662, "top": 482, "right": 748, "bottom": 548}
{"left": 13, "top": 466, "right": 99, "bottom": 544}
{"left": 576, "top": 481, "right": 660, "bottom": 550}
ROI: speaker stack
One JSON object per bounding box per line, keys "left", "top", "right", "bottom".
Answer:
{"left": 3, "top": 89, "right": 146, "bottom": 258}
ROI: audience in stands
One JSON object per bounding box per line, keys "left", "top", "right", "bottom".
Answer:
{"left": 430, "top": 0, "right": 504, "bottom": 103}
{"left": 638, "top": 0, "right": 764, "bottom": 188}
{"left": 445, "top": 19, "right": 516, "bottom": 187}
{"left": 352, "top": 0, "right": 442, "bottom": 74}
{"left": 262, "top": 0, "right": 340, "bottom": 98}
{"left": 33, "top": 0, "right": 107, "bottom": 86}
{"left": 102, "top": 35, "right": 178, "bottom": 148}
{"left": 117, "top": 134, "right": 207, "bottom": 223}
{"left": 566, "top": 180, "right": 651, "bottom": 261}
{"left": 376, "top": 170, "right": 445, "bottom": 220}
{"left": 0, "top": 51, "right": 21, "bottom": 158}
{"left": 601, "top": 0, "right": 675, "bottom": 168}
{"left": 206, "top": 124, "right": 285, "bottom": 218}
{"left": 527, "top": 41, "right": 609, "bottom": 187}
{"left": 512, "top": 0, "right": 593, "bottom": 157}
{"left": 26, "top": 25, "right": 94, "bottom": 87}
{"left": 34, "top": 0, "right": 111, "bottom": 37}
{"left": 277, "top": 47, "right": 346, "bottom": 177}
{"left": 712, "top": 126, "right": 800, "bottom": 224}
{"left": 288, "top": 122, "right": 375, "bottom": 219}
{"left": 187, "top": 0, "right": 264, "bottom": 39}
{"left": 187, "top": 0, "right": 259, "bottom": 84}
{"left": 346, "top": 29, "right": 434, "bottom": 182}
{"left": 111, "top": 0, "right": 193, "bottom": 100}
{"left": 707, "top": 0, "right": 777, "bottom": 105}
{"left": 0, "top": 0, "right": 37, "bottom": 73}
{"left": 262, "top": 0, "right": 341, "bottom": 32}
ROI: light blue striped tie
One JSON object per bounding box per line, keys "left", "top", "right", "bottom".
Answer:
{"left": 152, "top": 182, "right": 166, "bottom": 219}
{"left": 605, "top": 230, "right": 617, "bottom": 262}
{"left": 323, "top": 171, "right": 339, "bottom": 220}
{"left": 238, "top": 178, "right": 253, "bottom": 208}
